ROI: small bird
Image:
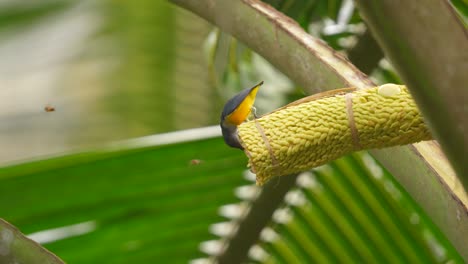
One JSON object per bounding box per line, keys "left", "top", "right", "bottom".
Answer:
{"left": 220, "top": 81, "right": 263, "bottom": 149}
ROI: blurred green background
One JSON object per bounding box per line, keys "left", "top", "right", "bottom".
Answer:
{"left": 0, "top": 0, "right": 214, "bottom": 163}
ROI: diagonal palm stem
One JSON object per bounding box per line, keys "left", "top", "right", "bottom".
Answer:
{"left": 217, "top": 175, "right": 298, "bottom": 264}
{"left": 0, "top": 219, "right": 65, "bottom": 264}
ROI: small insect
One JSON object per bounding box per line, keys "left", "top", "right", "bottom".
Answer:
{"left": 44, "top": 105, "right": 55, "bottom": 112}
{"left": 189, "top": 159, "right": 202, "bottom": 166}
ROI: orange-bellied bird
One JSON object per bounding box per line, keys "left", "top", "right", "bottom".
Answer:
{"left": 220, "top": 81, "right": 263, "bottom": 149}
